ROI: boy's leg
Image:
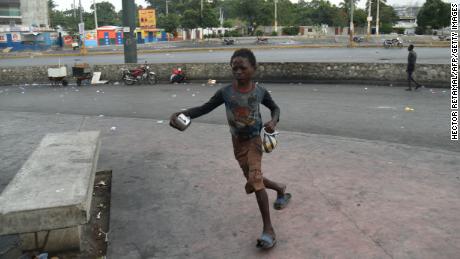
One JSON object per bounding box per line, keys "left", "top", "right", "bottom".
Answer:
{"left": 255, "top": 189, "right": 275, "bottom": 237}
{"left": 406, "top": 71, "right": 412, "bottom": 90}
{"left": 263, "top": 177, "right": 286, "bottom": 196}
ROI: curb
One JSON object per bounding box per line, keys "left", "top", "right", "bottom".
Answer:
{"left": 0, "top": 43, "right": 450, "bottom": 60}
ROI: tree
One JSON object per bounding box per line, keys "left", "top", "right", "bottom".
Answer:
{"left": 158, "top": 14, "right": 180, "bottom": 33}
{"left": 181, "top": 9, "right": 200, "bottom": 29}
{"left": 90, "top": 1, "right": 120, "bottom": 27}
{"left": 417, "top": 0, "right": 450, "bottom": 34}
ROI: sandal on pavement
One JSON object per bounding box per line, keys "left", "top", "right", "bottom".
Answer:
{"left": 274, "top": 193, "right": 292, "bottom": 210}
{"left": 256, "top": 233, "right": 277, "bottom": 249}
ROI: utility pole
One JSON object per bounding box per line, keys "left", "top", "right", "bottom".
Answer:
{"left": 367, "top": 0, "right": 372, "bottom": 39}
{"left": 349, "top": 0, "right": 354, "bottom": 47}
{"left": 166, "top": 0, "right": 169, "bottom": 16}
{"left": 201, "top": 0, "right": 203, "bottom": 18}
{"left": 79, "top": 0, "right": 83, "bottom": 23}
{"left": 376, "top": 0, "right": 380, "bottom": 36}
{"left": 274, "top": 0, "right": 278, "bottom": 34}
{"left": 73, "top": 0, "right": 76, "bottom": 18}
{"left": 78, "top": 0, "right": 87, "bottom": 55}
{"left": 219, "top": 7, "right": 224, "bottom": 28}
{"left": 93, "top": 0, "right": 98, "bottom": 29}
{"left": 122, "top": 0, "right": 137, "bottom": 63}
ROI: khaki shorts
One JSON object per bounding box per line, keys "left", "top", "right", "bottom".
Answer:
{"left": 232, "top": 135, "right": 265, "bottom": 194}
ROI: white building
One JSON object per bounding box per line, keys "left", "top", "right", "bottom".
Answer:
{"left": 0, "top": 0, "right": 49, "bottom": 31}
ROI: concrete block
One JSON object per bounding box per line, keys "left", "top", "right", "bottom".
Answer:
{"left": 19, "top": 226, "right": 81, "bottom": 252}
{"left": 0, "top": 131, "right": 101, "bottom": 235}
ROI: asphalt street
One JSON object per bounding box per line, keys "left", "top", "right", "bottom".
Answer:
{"left": 0, "top": 47, "right": 449, "bottom": 67}
{"left": 0, "top": 83, "right": 456, "bottom": 152}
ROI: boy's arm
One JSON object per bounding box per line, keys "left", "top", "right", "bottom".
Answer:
{"left": 183, "top": 89, "right": 224, "bottom": 119}
{"left": 262, "top": 89, "right": 280, "bottom": 132}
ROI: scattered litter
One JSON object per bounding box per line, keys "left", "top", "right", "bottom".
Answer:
{"left": 96, "top": 90, "right": 100, "bottom": 93}
{"left": 268, "top": 90, "right": 272, "bottom": 93}
{"left": 181, "top": 108, "right": 187, "bottom": 111}
{"left": 21, "top": 91, "right": 25, "bottom": 94}
{"left": 192, "top": 94, "right": 196, "bottom": 97}
{"left": 166, "top": 53, "right": 170, "bottom": 56}
{"left": 98, "top": 114, "right": 105, "bottom": 117}
{"left": 97, "top": 203, "right": 106, "bottom": 209}
{"left": 96, "top": 180, "right": 106, "bottom": 187}
{"left": 96, "top": 211, "right": 102, "bottom": 219}
{"left": 114, "top": 81, "right": 120, "bottom": 85}
{"left": 201, "top": 84, "right": 205, "bottom": 87}
{"left": 59, "top": 94, "right": 64, "bottom": 98}
{"left": 313, "top": 89, "right": 318, "bottom": 91}
{"left": 400, "top": 126, "right": 405, "bottom": 129}
{"left": 209, "top": 50, "right": 213, "bottom": 53}
{"left": 389, "top": 84, "right": 393, "bottom": 87}
{"left": 110, "top": 126, "right": 117, "bottom": 131}
{"left": 364, "top": 88, "right": 368, "bottom": 90}
{"left": 171, "top": 94, "right": 177, "bottom": 98}
{"left": 208, "top": 79, "right": 217, "bottom": 85}
{"left": 38, "top": 253, "right": 48, "bottom": 259}
{"left": 186, "top": 88, "right": 190, "bottom": 91}
{"left": 404, "top": 106, "right": 415, "bottom": 112}
{"left": 442, "top": 90, "right": 446, "bottom": 93}
{"left": 32, "top": 83, "right": 38, "bottom": 86}
{"left": 157, "top": 120, "right": 164, "bottom": 124}
{"left": 75, "top": 89, "right": 79, "bottom": 92}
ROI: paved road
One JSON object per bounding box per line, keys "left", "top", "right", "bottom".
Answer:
{"left": 0, "top": 47, "right": 449, "bottom": 67}
{"left": 0, "top": 83, "right": 456, "bottom": 152}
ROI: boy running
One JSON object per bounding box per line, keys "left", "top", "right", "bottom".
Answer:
{"left": 170, "top": 48, "right": 291, "bottom": 249}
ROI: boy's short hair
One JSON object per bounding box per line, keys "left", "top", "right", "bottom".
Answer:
{"left": 408, "top": 44, "right": 414, "bottom": 50}
{"left": 231, "top": 48, "right": 257, "bottom": 68}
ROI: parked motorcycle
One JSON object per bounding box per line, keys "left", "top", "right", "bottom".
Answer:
{"left": 255, "top": 37, "right": 269, "bottom": 44}
{"left": 383, "top": 38, "right": 403, "bottom": 48}
{"left": 222, "top": 38, "right": 235, "bottom": 45}
{"left": 121, "top": 62, "right": 158, "bottom": 85}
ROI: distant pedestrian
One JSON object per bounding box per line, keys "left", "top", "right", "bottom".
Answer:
{"left": 406, "top": 44, "right": 422, "bottom": 91}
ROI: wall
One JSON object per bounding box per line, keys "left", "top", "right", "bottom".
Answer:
{"left": 0, "top": 62, "right": 449, "bottom": 87}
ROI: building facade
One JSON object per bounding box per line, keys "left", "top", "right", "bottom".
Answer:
{"left": 0, "top": 0, "right": 48, "bottom": 29}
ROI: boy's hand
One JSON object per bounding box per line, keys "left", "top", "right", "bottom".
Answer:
{"left": 169, "top": 112, "right": 182, "bottom": 130}
{"left": 263, "top": 121, "right": 276, "bottom": 133}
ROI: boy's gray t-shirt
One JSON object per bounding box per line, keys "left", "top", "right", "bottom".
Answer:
{"left": 185, "top": 84, "right": 280, "bottom": 138}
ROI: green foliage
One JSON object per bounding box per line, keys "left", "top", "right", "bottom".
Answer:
{"left": 158, "top": 14, "right": 180, "bottom": 33}
{"left": 90, "top": 1, "right": 120, "bottom": 27}
{"left": 271, "top": 31, "right": 278, "bottom": 36}
{"left": 282, "top": 26, "right": 299, "bottom": 36}
{"left": 224, "top": 30, "right": 242, "bottom": 37}
{"left": 255, "top": 30, "right": 264, "bottom": 36}
{"left": 417, "top": 0, "right": 450, "bottom": 30}
{"left": 380, "top": 23, "right": 393, "bottom": 34}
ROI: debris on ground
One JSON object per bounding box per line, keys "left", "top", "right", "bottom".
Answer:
{"left": 110, "top": 126, "right": 117, "bottom": 131}
{"left": 404, "top": 107, "right": 415, "bottom": 112}
{"left": 208, "top": 79, "right": 217, "bottom": 85}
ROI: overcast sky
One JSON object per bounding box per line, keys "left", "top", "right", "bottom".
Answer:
{"left": 53, "top": 0, "right": 455, "bottom": 12}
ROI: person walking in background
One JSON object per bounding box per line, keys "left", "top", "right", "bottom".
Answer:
{"left": 406, "top": 44, "right": 423, "bottom": 91}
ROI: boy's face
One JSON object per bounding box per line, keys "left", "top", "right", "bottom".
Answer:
{"left": 231, "top": 57, "right": 255, "bottom": 84}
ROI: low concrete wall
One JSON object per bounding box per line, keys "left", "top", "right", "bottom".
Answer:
{"left": 0, "top": 62, "right": 449, "bottom": 87}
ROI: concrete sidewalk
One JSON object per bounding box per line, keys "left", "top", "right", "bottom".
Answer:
{"left": 1, "top": 111, "right": 459, "bottom": 258}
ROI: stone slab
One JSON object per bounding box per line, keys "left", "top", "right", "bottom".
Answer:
{"left": 0, "top": 131, "right": 101, "bottom": 235}
{"left": 19, "top": 226, "right": 81, "bottom": 252}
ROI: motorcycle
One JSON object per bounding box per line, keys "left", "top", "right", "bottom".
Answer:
{"left": 383, "top": 38, "right": 403, "bottom": 49}
{"left": 222, "top": 38, "right": 235, "bottom": 45}
{"left": 121, "top": 62, "right": 158, "bottom": 85}
{"left": 255, "top": 37, "right": 269, "bottom": 44}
